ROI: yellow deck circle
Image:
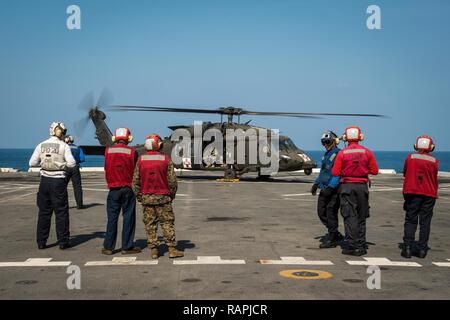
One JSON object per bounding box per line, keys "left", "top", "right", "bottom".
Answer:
{"left": 279, "top": 269, "right": 333, "bottom": 280}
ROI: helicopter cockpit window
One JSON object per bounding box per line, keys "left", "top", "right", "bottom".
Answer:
{"left": 280, "top": 138, "right": 299, "bottom": 150}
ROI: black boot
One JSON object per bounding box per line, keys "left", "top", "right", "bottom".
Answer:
{"left": 320, "top": 233, "right": 342, "bottom": 249}
{"left": 342, "top": 248, "right": 367, "bottom": 256}
{"left": 38, "top": 243, "right": 47, "bottom": 250}
{"left": 59, "top": 242, "right": 71, "bottom": 250}
{"left": 401, "top": 246, "right": 412, "bottom": 259}
{"left": 413, "top": 248, "right": 427, "bottom": 259}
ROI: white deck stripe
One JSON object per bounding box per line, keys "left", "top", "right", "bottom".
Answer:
{"left": 0, "top": 258, "right": 71, "bottom": 267}
{"left": 432, "top": 259, "right": 450, "bottom": 267}
{"left": 260, "top": 257, "right": 333, "bottom": 265}
{"left": 85, "top": 257, "right": 158, "bottom": 266}
{"left": 0, "top": 192, "right": 36, "bottom": 203}
{"left": 346, "top": 257, "right": 422, "bottom": 267}
{"left": 173, "top": 256, "right": 246, "bottom": 265}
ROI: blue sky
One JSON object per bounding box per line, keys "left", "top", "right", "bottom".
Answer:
{"left": 0, "top": 0, "right": 449, "bottom": 150}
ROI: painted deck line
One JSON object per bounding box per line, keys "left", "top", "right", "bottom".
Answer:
{"left": 0, "top": 258, "right": 71, "bottom": 267}
{"left": 173, "top": 256, "right": 246, "bottom": 265}
{"left": 260, "top": 257, "right": 333, "bottom": 265}
{"left": 432, "top": 259, "right": 450, "bottom": 267}
{"left": 85, "top": 257, "right": 158, "bottom": 266}
{"left": 346, "top": 257, "right": 422, "bottom": 267}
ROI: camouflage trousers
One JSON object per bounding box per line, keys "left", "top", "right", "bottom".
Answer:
{"left": 142, "top": 203, "right": 177, "bottom": 248}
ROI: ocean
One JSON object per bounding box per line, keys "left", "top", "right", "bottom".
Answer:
{"left": 1, "top": 149, "right": 449, "bottom": 173}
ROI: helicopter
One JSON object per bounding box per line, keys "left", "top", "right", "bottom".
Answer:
{"left": 76, "top": 92, "right": 384, "bottom": 180}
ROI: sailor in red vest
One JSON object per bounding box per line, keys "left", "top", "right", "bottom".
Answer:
{"left": 132, "top": 134, "right": 184, "bottom": 259}
{"left": 102, "top": 128, "right": 142, "bottom": 255}
{"left": 332, "top": 126, "right": 379, "bottom": 256}
{"left": 401, "top": 136, "right": 439, "bottom": 259}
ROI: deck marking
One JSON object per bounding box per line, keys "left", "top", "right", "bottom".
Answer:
{"left": 432, "top": 259, "right": 450, "bottom": 267}
{"left": 85, "top": 257, "right": 158, "bottom": 266}
{"left": 173, "top": 256, "right": 246, "bottom": 265}
{"left": 282, "top": 193, "right": 312, "bottom": 197}
{"left": 279, "top": 269, "right": 333, "bottom": 280}
{"left": 0, "top": 192, "right": 36, "bottom": 203}
{"left": 346, "top": 257, "right": 422, "bottom": 267}
{"left": 260, "top": 257, "right": 333, "bottom": 265}
{"left": 0, "top": 258, "right": 71, "bottom": 267}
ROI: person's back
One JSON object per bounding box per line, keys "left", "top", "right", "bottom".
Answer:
{"left": 105, "top": 143, "right": 136, "bottom": 189}
{"left": 102, "top": 128, "right": 141, "bottom": 255}
{"left": 403, "top": 153, "right": 439, "bottom": 198}
{"left": 401, "top": 136, "right": 439, "bottom": 259}
{"left": 28, "top": 122, "right": 76, "bottom": 250}
{"left": 133, "top": 134, "right": 183, "bottom": 259}
{"left": 332, "top": 126, "right": 378, "bottom": 257}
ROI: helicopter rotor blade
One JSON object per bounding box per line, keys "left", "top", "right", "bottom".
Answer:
{"left": 109, "top": 105, "right": 220, "bottom": 114}
{"left": 242, "top": 110, "right": 385, "bottom": 118}
{"left": 109, "top": 105, "right": 385, "bottom": 118}
{"left": 78, "top": 92, "right": 95, "bottom": 111}
{"left": 73, "top": 116, "right": 90, "bottom": 138}
{"left": 97, "top": 88, "right": 114, "bottom": 108}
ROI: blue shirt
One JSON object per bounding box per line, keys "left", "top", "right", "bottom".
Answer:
{"left": 315, "top": 146, "right": 340, "bottom": 189}
{"left": 69, "top": 144, "right": 85, "bottom": 165}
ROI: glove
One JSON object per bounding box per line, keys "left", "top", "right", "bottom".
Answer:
{"left": 311, "top": 184, "right": 318, "bottom": 196}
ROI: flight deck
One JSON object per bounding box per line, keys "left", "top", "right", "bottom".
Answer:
{"left": 0, "top": 171, "right": 449, "bottom": 299}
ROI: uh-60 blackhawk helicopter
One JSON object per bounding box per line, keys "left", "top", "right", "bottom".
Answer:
{"left": 76, "top": 92, "right": 383, "bottom": 180}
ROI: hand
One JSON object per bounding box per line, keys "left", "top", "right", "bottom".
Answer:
{"left": 311, "top": 184, "right": 318, "bottom": 196}
{"left": 136, "top": 194, "right": 143, "bottom": 203}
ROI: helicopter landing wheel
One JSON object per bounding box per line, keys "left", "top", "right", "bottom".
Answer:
{"left": 304, "top": 169, "right": 313, "bottom": 176}
{"left": 224, "top": 167, "right": 238, "bottom": 180}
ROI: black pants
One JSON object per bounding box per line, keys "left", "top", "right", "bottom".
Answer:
{"left": 103, "top": 187, "right": 136, "bottom": 251}
{"left": 403, "top": 194, "right": 435, "bottom": 250}
{"left": 317, "top": 188, "right": 340, "bottom": 238}
{"left": 36, "top": 176, "right": 70, "bottom": 245}
{"left": 339, "top": 183, "right": 369, "bottom": 250}
{"left": 66, "top": 166, "right": 83, "bottom": 207}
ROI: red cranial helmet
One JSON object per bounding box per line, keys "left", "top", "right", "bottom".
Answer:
{"left": 145, "top": 134, "right": 162, "bottom": 151}
{"left": 414, "top": 135, "right": 435, "bottom": 153}
{"left": 112, "top": 128, "right": 133, "bottom": 143}
{"left": 343, "top": 126, "right": 364, "bottom": 142}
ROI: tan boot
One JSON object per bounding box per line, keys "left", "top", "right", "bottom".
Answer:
{"left": 150, "top": 248, "right": 159, "bottom": 259}
{"left": 168, "top": 246, "right": 184, "bottom": 258}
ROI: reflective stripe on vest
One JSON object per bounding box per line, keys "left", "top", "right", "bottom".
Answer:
{"left": 141, "top": 155, "right": 166, "bottom": 161}
{"left": 107, "top": 147, "right": 132, "bottom": 155}
{"left": 411, "top": 154, "right": 436, "bottom": 163}
{"left": 343, "top": 149, "right": 366, "bottom": 155}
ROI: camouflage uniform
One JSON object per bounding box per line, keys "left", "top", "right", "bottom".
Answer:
{"left": 132, "top": 160, "right": 178, "bottom": 249}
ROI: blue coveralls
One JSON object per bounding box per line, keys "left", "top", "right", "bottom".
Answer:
{"left": 315, "top": 146, "right": 341, "bottom": 238}
{"left": 66, "top": 144, "right": 85, "bottom": 208}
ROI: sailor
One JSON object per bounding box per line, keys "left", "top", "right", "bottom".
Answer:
{"left": 29, "top": 122, "right": 76, "bottom": 250}
{"left": 132, "top": 134, "right": 184, "bottom": 259}
{"left": 401, "top": 136, "right": 439, "bottom": 259}
{"left": 64, "top": 135, "right": 85, "bottom": 209}
{"left": 332, "top": 126, "right": 379, "bottom": 256}
{"left": 311, "top": 131, "right": 343, "bottom": 248}
{"left": 102, "top": 128, "right": 141, "bottom": 255}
